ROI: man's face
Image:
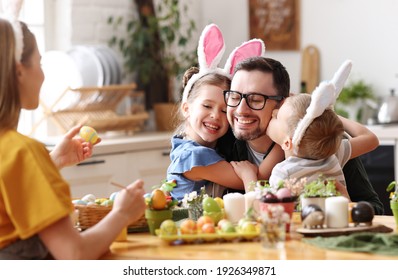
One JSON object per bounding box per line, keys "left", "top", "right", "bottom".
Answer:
{"left": 227, "top": 70, "right": 280, "bottom": 141}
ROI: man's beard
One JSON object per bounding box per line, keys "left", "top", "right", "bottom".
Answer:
{"left": 232, "top": 126, "right": 265, "bottom": 141}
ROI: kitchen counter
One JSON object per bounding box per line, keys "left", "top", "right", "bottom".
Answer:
{"left": 89, "top": 131, "right": 173, "bottom": 155}
{"left": 44, "top": 131, "right": 173, "bottom": 155}
{"left": 367, "top": 124, "right": 398, "bottom": 143}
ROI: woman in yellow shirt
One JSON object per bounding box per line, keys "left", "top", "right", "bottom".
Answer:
{"left": 0, "top": 10, "right": 145, "bottom": 259}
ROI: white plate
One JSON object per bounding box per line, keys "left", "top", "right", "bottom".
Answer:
{"left": 91, "top": 46, "right": 112, "bottom": 85}
{"left": 40, "top": 51, "right": 83, "bottom": 110}
{"left": 97, "top": 46, "right": 122, "bottom": 84}
{"left": 67, "top": 46, "right": 104, "bottom": 87}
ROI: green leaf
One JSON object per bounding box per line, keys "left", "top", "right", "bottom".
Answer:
{"left": 387, "top": 181, "right": 396, "bottom": 192}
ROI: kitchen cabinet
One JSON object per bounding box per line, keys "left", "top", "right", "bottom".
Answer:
{"left": 61, "top": 153, "right": 128, "bottom": 198}
{"left": 362, "top": 125, "right": 398, "bottom": 215}
{"left": 60, "top": 132, "right": 172, "bottom": 198}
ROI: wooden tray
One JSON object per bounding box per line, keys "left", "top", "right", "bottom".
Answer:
{"left": 33, "top": 83, "right": 148, "bottom": 134}
{"left": 296, "top": 223, "right": 393, "bottom": 237}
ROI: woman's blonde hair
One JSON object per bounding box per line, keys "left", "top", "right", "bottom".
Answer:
{"left": 286, "top": 94, "right": 344, "bottom": 160}
{"left": 0, "top": 19, "right": 36, "bottom": 131}
{"left": 173, "top": 67, "right": 231, "bottom": 136}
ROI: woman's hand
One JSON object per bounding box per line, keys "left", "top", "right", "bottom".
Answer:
{"left": 50, "top": 125, "right": 101, "bottom": 169}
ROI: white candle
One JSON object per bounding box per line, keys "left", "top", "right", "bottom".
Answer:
{"left": 325, "top": 196, "right": 349, "bottom": 228}
{"left": 244, "top": 191, "right": 259, "bottom": 214}
{"left": 223, "top": 192, "right": 246, "bottom": 224}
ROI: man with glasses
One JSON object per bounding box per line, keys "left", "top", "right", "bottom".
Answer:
{"left": 217, "top": 57, "right": 384, "bottom": 214}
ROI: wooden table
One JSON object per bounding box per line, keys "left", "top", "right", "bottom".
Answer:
{"left": 101, "top": 215, "right": 397, "bottom": 260}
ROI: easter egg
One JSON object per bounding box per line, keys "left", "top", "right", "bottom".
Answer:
{"left": 151, "top": 189, "right": 167, "bottom": 210}
{"left": 79, "top": 126, "right": 98, "bottom": 144}
{"left": 72, "top": 199, "right": 87, "bottom": 205}
{"left": 202, "top": 197, "right": 221, "bottom": 212}
{"left": 276, "top": 188, "right": 292, "bottom": 200}
{"left": 214, "top": 197, "right": 224, "bottom": 209}
{"left": 160, "top": 219, "right": 177, "bottom": 235}
{"left": 180, "top": 219, "right": 197, "bottom": 234}
{"left": 81, "top": 193, "right": 96, "bottom": 203}
{"left": 109, "top": 192, "right": 119, "bottom": 201}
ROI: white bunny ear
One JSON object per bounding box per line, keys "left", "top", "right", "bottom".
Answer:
{"left": 224, "top": 39, "right": 266, "bottom": 75}
{"left": 331, "top": 60, "right": 352, "bottom": 99}
{"left": 1, "top": 0, "right": 24, "bottom": 62}
{"left": 2, "top": 0, "right": 23, "bottom": 16}
{"left": 292, "top": 81, "right": 336, "bottom": 153}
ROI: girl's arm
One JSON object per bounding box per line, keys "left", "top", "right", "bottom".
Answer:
{"left": 339, "top": 116, "right": 379, "bottom": 158}
{"left": 257, "top": 144, "right": 285, "bottom": 180}
{"left": 39, "top": 179, "right": 145, "bottom": 259}
{"left": 50, "top": 125, "right": 101, "bottom": 169}
{"left": 183, "top": 160, "right": 245, "bottom": 190}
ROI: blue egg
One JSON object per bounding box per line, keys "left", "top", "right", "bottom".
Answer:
{"left": 109, "top": 191, "right": 119, "bottom": 201}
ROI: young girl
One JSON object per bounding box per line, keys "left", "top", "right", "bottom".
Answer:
{"left": 167, "top": 24, "right": 266, "bottom": 200}
{"left": 231, "top": 61, "right": 379, "bottom": 199}
{"left": 0, "top": 7, "right": 145, "bottom": 259}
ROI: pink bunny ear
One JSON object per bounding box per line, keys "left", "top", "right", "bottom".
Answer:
{"left": 224, "top": 39, "right": 266, "bottom": 75}
{"left": 198, "top": 24, "right": 225, "bottom": 70}
{"left": 182, "top": 23, "right": 227, "bottom": 103}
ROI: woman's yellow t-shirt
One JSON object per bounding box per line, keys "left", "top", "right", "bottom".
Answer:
{"left": 0, "top": 130, "right": 73, "bottom": 248}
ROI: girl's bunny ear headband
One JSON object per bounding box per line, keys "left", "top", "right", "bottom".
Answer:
{"left": 182, "top": 23, "right": 266, "bottom": 103}
{"left": 0, "top": 0, "right": 24, "bottom": 62}
{"left": 292, "top": 60, "right": 352, "bottom": 154}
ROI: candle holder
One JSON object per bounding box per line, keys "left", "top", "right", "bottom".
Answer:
{"left": 260, "top": 204, "right": 289, "bottom": 250}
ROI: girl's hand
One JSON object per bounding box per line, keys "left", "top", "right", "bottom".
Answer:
{"left": 112, "top": 179, "right": 146, "bottom": 225}
{"left": 230, "top": 161, "right": 258, "bottom": 191}
{"left": 50, "top": 125, "right": 101, "bottom": 169}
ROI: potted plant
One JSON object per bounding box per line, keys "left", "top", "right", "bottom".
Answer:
{"left": 335, "top": 80, "right": 377, "bottom": 123}
{"left": 300, "top": 176, "right": 341, "bottom": 213}
{"left": 386, "top": 181, "right": 398, "bottom": 228}
{"left": 108, "top": 0, "right": 197, "bottom": 130}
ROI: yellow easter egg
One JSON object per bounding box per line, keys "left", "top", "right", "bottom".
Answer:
{"left": 79, "top": 126, "right": 98, "bottom": 144}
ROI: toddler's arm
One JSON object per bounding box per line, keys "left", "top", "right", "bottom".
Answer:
{"left": 339, "top": 116, "right": 379, "bottom": 158}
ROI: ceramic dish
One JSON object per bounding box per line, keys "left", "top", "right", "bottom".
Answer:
{"left": 67, "top": 46, "right": 104, "bottom": 87}
{"left": 296, "top": 223, "right": 393, "bottom": 237}
{"left": 155, "top": 228, "right": 260, "bottom": 244}
{"left": 96, "top": 45, "right": 122, "bottom": 85}
{"left": 92, "top": 46, "right": 112, "bottom": 86}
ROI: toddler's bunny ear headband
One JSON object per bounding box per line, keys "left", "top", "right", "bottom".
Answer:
{"left": 182, "top": 23, "right": 266, "bottom": 103}
{"left": 292, "top": 60, "right": 352, "bottom": 154}
{"left": 0, "top": 0, "right": 24, "bottom": 62}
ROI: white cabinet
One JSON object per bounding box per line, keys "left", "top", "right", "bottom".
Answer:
{"left": 60, "top": 132, "right": 172, "bottom": 198}
{"left": 61, "top": 153, "right": 128, "bottom": 198}
{"left": 125, "top": 148, "right": 171, "bottom": 193}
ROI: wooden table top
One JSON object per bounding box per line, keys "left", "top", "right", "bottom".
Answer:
{"left": 101, "top": 215, "right": 397, "bottom": 260}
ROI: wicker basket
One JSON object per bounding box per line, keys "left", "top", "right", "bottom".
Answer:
{"left": 75, "top": 204, "right": 148, "bottom": 231}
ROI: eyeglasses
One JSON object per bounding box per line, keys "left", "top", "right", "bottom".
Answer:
{"left": 223, "top": 90, "right": 284, "bottom": 110}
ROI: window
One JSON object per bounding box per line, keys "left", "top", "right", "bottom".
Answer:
{"left": 18, "top": 0, "right": 46, "bottom": 136}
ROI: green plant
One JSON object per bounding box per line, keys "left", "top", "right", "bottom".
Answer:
{"left": 387, "top": 181, "right": 398, "bottom": 202}
{"left": 335, "top": 80, "right": 376, "bottom": 122}
{"left": 108, "top": 0, "right": 196, "bottom": 107}
{"left": 301, "top": 176, "right": 340, "bottom": 198}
